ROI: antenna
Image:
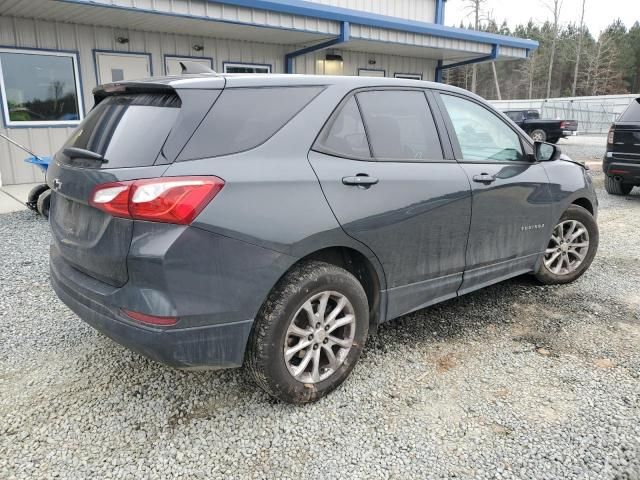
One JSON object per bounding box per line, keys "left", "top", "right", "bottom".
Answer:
{"left": 179, "top": 61, "right": 217, "bottom": 75}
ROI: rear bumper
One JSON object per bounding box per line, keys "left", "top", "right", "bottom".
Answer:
{"left": 562, "top": 130, "right": 578, "bottom": 137}
{"left": 51, "top": 257, "right": 253, "bottom": 369}
{"left": 603, "top": 153, "right": 640, "bottom": 183}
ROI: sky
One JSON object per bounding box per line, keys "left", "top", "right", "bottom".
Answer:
{"left": 445, "top": 0, "right": 640, "bottom": 38}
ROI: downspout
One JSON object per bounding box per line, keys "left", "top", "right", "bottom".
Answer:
{"left": 285, "top": 21, "right": 350, "bottom": 74}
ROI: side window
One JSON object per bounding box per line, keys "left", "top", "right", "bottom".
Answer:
{"left": 441, "top": 94, "right": 524, "bottom": 162}
{"left": 178, "top": 86, "right": 323, "bottom": 160}
{"left": 356, "top": 90, "right": 443, "bottom": 161}
{"left": 315, "top": 97, "right": 371, "bottom": 159}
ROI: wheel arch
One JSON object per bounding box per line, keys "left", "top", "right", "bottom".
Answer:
{"left": 269, "top": 245, "right": 386, "bottom": 328}
{"left": 571, "top": 197, "right": 595, "bottom": 216}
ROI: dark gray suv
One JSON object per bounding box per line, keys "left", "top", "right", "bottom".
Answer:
{"left": 48, "top": 74, "right": 598, "bottom": 404}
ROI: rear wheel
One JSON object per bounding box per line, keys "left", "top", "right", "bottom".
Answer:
{"left": 246, "top": 260, "right": 369, "bottom": 404}
{"left": 530, "top": 129, "right": 547, "bottom": 142}
{"left": 604, "top": 176, "right": 634, "bottom": 195}
{"left": 36, "top": 189, "right": 52, "bottom": 218}
{"left": 535, "top": 205, "right": 598, "bottom": 285}
{"left": 26, "top": 184, "right": 49, "bottom": 211}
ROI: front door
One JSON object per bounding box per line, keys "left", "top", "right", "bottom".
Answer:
{"left": 309, "top": 89, "right": 472, "bottom": 320}
{"left": 95, "top": 52, "right": 150, "bottom": 83}
{"left": 436, "top": 92, "right": 553, "bottom": 295}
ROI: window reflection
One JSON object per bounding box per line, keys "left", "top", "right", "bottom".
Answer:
{"left": 0, "top": 51, "right": 81, "bottom": 124}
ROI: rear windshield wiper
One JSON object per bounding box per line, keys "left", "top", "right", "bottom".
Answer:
{"left": 62, "top": 147, "right": 107, "bottom": 163}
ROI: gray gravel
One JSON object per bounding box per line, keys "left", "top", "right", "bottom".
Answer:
{"left": 1, "top": 173, "right": 639, "bottom": 480}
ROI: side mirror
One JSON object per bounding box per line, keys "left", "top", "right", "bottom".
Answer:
{"left": 534, "top": 141, "right": 561, "bottom": 162}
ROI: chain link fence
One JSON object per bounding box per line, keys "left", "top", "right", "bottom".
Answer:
{"left": 490, "top": 94, "right": 638, "bottom": 135}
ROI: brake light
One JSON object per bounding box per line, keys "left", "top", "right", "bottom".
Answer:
{"left": 560, "top": 121, "right": 566, "bottom": 129}
{"left": 122, "top": 309, "right": 178, "bottom": 326}
{"left": 608, "top": 126, "right": 615, "bottom": 144}
{"left": 89, "top": 176, "right": 224, "bottom": 224}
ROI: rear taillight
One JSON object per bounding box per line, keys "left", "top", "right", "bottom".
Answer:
{"left": 560, "top": 121, "right": 566, "bottom": 129}
{"left": 90, "top": 176, "right": 224, "bottom": 224}
{"left": 607, "top": 126, "right": 615, "bottom": 144}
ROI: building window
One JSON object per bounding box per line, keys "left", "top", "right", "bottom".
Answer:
{"left": 165, "top": 56, "right": 214, "bottom": 76}
{"left": 394, "top": 73, "right": 422, "bottom": 80}
{"left": 0, "top": 48, "right": 83, "bottom": 126}
{"left": 223, "top": 62, "right": 271, "bottom": 74}
{"left": 358, "top": 68, "right": 385, "bottom": 77}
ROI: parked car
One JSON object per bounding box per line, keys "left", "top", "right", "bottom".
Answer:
{"left": 603, "top": 97, "right": 640, "bottom": 195}
{"left": 47, "top": 75, "right": 599, "bottom": 404}
{"left": 503, "top": 109, "right": 578, "bottom": 144}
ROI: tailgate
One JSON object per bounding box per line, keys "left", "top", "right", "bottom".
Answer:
{"left": 47, "top": 83, "right": 222, "bottom": 286}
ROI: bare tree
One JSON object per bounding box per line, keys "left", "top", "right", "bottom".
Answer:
{"left": 463, "top": 0, "right": 488, "bottom": 93}
{"left": 544, "top": 0, "right": 563, "bottom": 98}
{"left": 571, "top": 0, "right": 586, "bottom": 96}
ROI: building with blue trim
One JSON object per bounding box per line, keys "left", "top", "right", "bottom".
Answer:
{"left": 0, "top": 0, "right": 537, "bottom": 185}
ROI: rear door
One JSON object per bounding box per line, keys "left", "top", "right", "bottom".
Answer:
{"left": 435, "top": 92, "right": 553, "bottom": 294}
{"left": 47, "top": 85, "right": 221, "bottom": 286}
{"left": 309, "top": 89, "right": 472, "bottom": 319}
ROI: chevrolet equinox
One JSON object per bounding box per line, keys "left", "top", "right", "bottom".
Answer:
{"left": 48, "top": 74, "right": 599, "bottom": 404}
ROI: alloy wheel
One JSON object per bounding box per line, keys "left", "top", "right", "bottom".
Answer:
{"left": 284, "top": 291, "right": 356, "bottom": 383}
{"left": 543, "top": 220, "right": 590, "bottom": 275}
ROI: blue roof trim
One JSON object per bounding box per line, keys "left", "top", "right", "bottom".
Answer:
{"left": 211, "top": 0, "right": 538, "bottom": 50}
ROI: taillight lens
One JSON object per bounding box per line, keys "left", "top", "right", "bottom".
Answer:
{"left": 89, "top": 176, "right": 224, "bottom": 224}
{"left": 121, "top": 309, "right": 178, "bottom": 326}
{"left": 560, "top": 121, "right": 566, "bottom": 129}
{"left": 607, "top": 126, "right": 615, "bottom": 144}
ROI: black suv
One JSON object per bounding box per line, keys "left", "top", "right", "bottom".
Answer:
{"left": 604, "top": 97, "right": 640, "bottom": 195}
{"left": 48, "top": 74, "right": 599, "bottom": 404}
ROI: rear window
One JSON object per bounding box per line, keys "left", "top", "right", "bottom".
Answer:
{"left": 620, "top": 98, "right": 640, "bottom": 121}
{"left": 62, "top": 93, "right": 180, "bottom": 168}
{"left": 178, "top": 86, "right": 323, "bottom": 160}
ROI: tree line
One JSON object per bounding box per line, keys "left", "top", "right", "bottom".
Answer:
{"left": 443, "top": 0, "right": 640, "bottom": 100}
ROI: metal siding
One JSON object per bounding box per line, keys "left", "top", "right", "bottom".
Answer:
{"left": 295, "top": 49, "right": 436, "bottom": 81}
{"left": 81, "top": 0, "right": 340, "bottom": 35}
{"left": 306, "top": 0, "right": 437, "bottom": 23}
{"left": 0, "top": 16, "right": 289, "bottom": 185}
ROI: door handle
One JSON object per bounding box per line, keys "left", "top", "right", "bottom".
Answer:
{"left": 472, "top": 173, "right": 496, "bottom": 184}
{"left": 342, "top": 174, "right": 379, "bottom": 187}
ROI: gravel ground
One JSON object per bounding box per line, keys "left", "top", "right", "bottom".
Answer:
{"left": 1, "top": 172, "right": 639, "bottom": 479}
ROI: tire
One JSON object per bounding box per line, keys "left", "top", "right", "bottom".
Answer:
{"left": 530, "top": 129, "right": 547, "bottom": 142}
{"left": 604, "top": 176, "right": 634, "bottom": 195}
{"left": 26, "top": 184, "right": 49, "bottom": 211}
{"left": 246, "top": 260, "right": 369, "bottom": 404}
{"left": 535, "top": 205, "right": 598, "bottom": 285}
{"left": 548, "top": 137, "right": 560, "bottom": 144}
{"left": 36, "top": 189, "right": 52, "bottom": 218}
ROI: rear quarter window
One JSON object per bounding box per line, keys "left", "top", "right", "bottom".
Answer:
{"left": 178, "top": 86, "right": 323, "bottom": 160}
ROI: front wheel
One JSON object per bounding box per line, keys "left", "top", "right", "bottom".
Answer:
{"left": 246, "top": 261, "right": 369, "bottom": 404}
{"left": 535, "top": 205, "right": 598, "bottom": 285}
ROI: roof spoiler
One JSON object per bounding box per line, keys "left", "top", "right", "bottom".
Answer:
{"left": 92, "top": 82, "right": 177, "bottom": 105}
{"left": 179, "top": 61, "right": 217, "bottom": 75}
